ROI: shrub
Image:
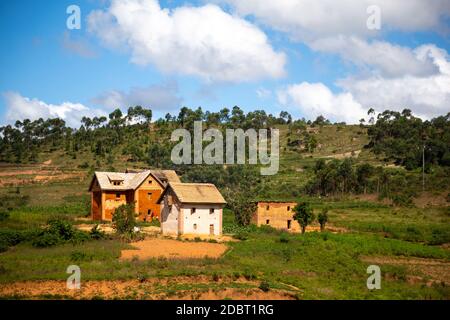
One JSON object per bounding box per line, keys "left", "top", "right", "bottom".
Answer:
{"left": 32, "top": 218, "right": 90, "bottom": 248}
{"left": 89, "top": 224, "right": 106, "bottom": 240}
{"left": 279, "top": 233, "right": 290, "bottom": 243}
{"left": 32, "top": 232, "right": 61, "bottom": 248}
{"left": 233, "top": 231, "right": 249, "bottom": 241}
{"left": 0, "top": 229, "right": 38, "bottom": 251}
{"left": 318, "top": 209, "right": 329, "bottom": 232}
{"left": 259, "top": 281, "right": 270, "bottom": 292}
{"left": 0, "top": 209, "right": 10, "bottom": 221}
{"left": 112, "top": 204, "right": 137, "bottom": 234}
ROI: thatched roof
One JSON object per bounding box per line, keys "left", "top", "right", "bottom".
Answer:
{"left": 89, "top": 170, "right": 163, "bottom": 191}
{"left": 157, "top": 183, "right": 226, "bottom": 205}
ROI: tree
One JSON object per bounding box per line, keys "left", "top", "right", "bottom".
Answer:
{"left": 227, "top": 195, "right": 257, "bottom": 226}
{"left": 317, "top": 208, "right": 329, "bottom": 232}
{"left": 293, "top": 202, "right": 315, "bottom": 234}
{"left": 112, "top": 203, "right": 137, "bottom": 234}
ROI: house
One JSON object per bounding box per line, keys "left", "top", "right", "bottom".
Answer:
{"left": 252, "top": 201, "right": 300, "bottom": 232}
{"left": 157, "top": 183, "right": 226, "bottom": 236}
{"left": 88, "top": 169, "right": 180, "bottom": 221}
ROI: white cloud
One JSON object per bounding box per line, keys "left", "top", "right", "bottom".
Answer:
{"left": 309, "top": 36, "right": 439, "bottom": 78}
{"left": 277, "top": 82, "right": 366, "bottom": 124}
{"left": 87, "top": 0, "right": 286, "bottom": 83}
{"left": 279, "top": 45, "right": 450, "bottom": 122}
{"left": 223, "top": 0, "right": 450, "bottom": 41}
{"left": 3, "top": 92, "right": 105, "bottom": 128}
{"left": 92, "top": 82, "right": 182, "bottom": 111}
{"left": 338, "top": 45, "right": 450, "bottom": 119}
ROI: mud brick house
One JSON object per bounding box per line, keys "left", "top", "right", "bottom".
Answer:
{"left": 88, "top": 169, "right": 180, "bottom": 221}
{"left": 157, "top": 183, "right": 226, "bottom": 236}
{"left": 252, "top": 201, "right": 300, "bottom": 232}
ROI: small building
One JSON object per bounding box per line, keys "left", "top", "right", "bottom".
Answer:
{"left": 252, "top": 201, "right": 300, "bottom": 232}
{"left": 157, "top": 183, "right": 226, "bottom": 236}
{"left": 88, "top": 170, "right": 180, "bottom": 221}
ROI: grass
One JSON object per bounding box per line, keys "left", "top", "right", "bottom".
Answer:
{"left": 0, "top": 124, "right": 449, "bottom": 299}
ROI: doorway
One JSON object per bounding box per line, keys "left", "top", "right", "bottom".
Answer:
{"left": 209, "top": 224, "right": 214, "bottom": 235}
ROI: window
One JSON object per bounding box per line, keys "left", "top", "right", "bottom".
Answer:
{"left": 266, "top": 205, "right": 270, "bottom": 210}
{"left": 266, "top": 219, "right": 270, "bottom": 225}
{"left": 193, "top": 224, "right": 197, "bottom": 230}
{"left": 191, "top": 208, "right": 196, "bottom": 214}
{"left": 116, "top": 193, "right": 121, "bottom": 199}
{"left": 210, "top": 208, "right": 215, "bottom": 214}
{"left": 287, "top": 220, "right": 292, "bottom": 229}
{"left": 147, "top": 193, "right": 152, "bottom": 200}
{"left": 148, "top": 180, "right": 153, "bottom": 184}
{"left": 147, "top": 209, "right": 152, "bottom": 216}
{"left": 287, "top": 206, "right": 290, "bottom": 211}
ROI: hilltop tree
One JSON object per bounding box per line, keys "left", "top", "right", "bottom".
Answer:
{"left": 293, "top": 202, "right": 315, "bottom": 234}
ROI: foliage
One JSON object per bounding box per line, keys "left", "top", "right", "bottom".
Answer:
{"left": 112, "top": 204, "right": 137, "bottom": 234}
{"left": 367, "top": 109, "right": 450, "bottom": 168}
{"left": 317, "top": 208, "right": 329, "bottom": 232}
{"left": 32, "top": 218, "right": 90, "bottom": 248}
{"left": 89, "top": 225, "right": 106, "bottom": 240}
{"left": 259, "top": 281, "right": 270, "bottom": 292}
{"left": 293, "top": 202, "right": 315, "bottom": 234}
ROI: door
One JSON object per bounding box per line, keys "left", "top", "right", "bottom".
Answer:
{"left": 209, "top": 224, "right": 214, "bottom": 235}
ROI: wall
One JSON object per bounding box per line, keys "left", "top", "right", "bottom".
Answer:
{"left": 135, "top": 174, "right": 163, "bottom": 221}
{"left": 254, "top": 202, "right": 300, "bottom": 232}
{"left": 160, "top": 190, "right": 180, "bottom": 235}
{"left": 181, "top": 204, "right": 222, "bottom": 236}
{"left": 103, "top": 191, "right": 133, "bottom": 220}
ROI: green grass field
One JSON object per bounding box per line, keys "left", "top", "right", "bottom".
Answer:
{"left": 0, "top": 124, "right": 448, "bottom": 299}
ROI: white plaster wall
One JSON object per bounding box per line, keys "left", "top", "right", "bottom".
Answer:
{"left": 160, "top": 198, "right": 180, "bottom": 235}
{"left": 181, "top": 204, "right": 222, "bottom": 236}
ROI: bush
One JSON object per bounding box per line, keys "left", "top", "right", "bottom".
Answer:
{"left": 89, "top": 224, "right": 106, "bottom": 240}
{"left": 0, "top": 229, "right": 38, "bottom": 251}
{"left": 259, "top": 281, "right": 270, "bottom": 292}
{"left": 32, "top": 232, "right": 61, "bottom": 248}
{"left": 279, "top": 233, "right": 290, "bottom": 243}
{"left": 112, "top": 204, "right": 137, "bottom": 234}
{"left": 0, "top": 209, "right": 10, "bottom": 221}
{"left": 32, "top": 218, "right": 90, "bottom": 248}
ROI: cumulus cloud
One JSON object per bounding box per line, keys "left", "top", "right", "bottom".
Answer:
{"left": 3, "top": 92, "right": 105, "bottom": 128}
{"left": 277, "top": 82, "right": 366, "bottom": 124}
{"left": 309, "top": 36, "right": 439, "bottom": 78}
{"left": 338, "top": 45, "right": 450, "bottom": 119}
{"left": 223, "top": 0, "right": 450, "bottom": 41}
{"left": 92, "top": 82, "right": 182, "bottom": 111}
{"left": 87, "top": 0, "right": 286, "bottom": 83}
{"left": 278, "top": 45, "right": 450, "bottom": 122}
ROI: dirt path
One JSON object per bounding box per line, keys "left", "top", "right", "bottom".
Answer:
{"left": 120, "top": 238, "right": 229, "bottom": 260}
{"left": 0, "top": 278, "right": 296, "bottom": 300}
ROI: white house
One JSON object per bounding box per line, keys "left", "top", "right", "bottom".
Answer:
{"left": 156, "top": 183, "right": 226, "bottom": 236}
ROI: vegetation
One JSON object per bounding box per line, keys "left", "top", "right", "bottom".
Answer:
{"left": 0, "top": 106, "right": 449, "bottom": 299}
{"left": 317, "top": 209, "right": 329, "bottom": 232}
{"left": 293, "top": 203, "right": 315, "bottom": 234}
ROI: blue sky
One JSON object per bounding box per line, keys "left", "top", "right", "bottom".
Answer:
{"left": 1, "top": 0, "right": 449, "bottom": 127}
